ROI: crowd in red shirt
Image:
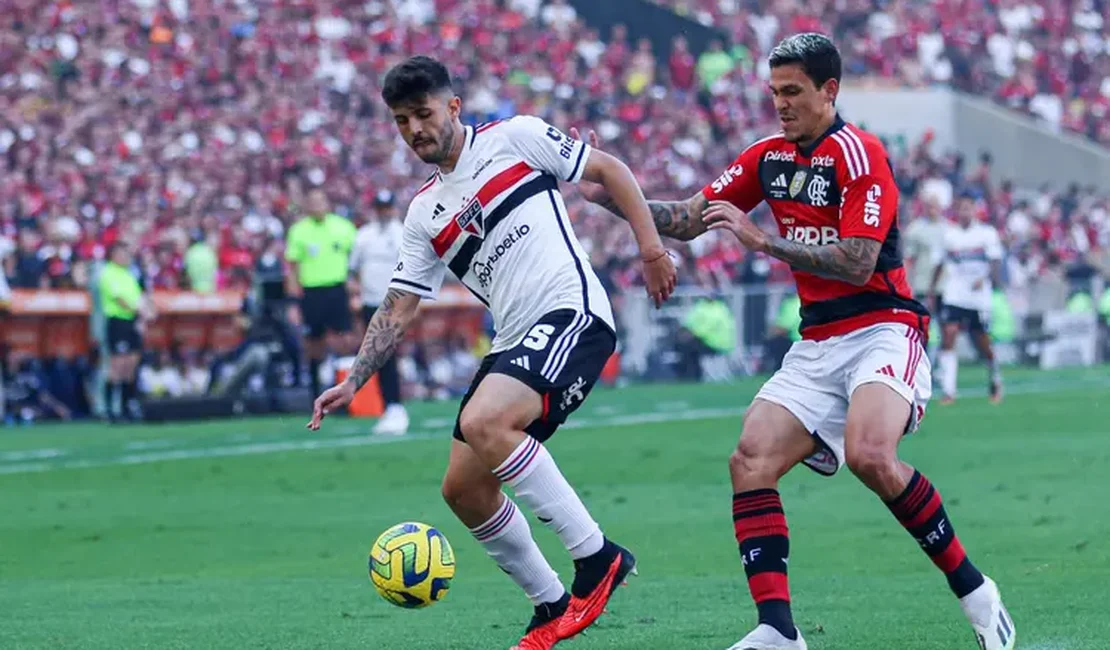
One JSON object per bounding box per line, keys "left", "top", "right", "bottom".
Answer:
{"left": 0, "top": 0, "right": 1106, "bottom": 300}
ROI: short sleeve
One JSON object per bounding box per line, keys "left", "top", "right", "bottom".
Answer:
{"left": 388, "top": 209, "right": 445, "bottom": 299}
{"left": 504, "top": 115, "right": 590, "bottom": 183}
{"left": 833, "top": 130, "right": 900, "bottom": 241}
{"left": 284, "top": 223, "right": 305, "bottom": 263}
{"left": 838, "top": 173, "right": 900, "bottom": 241}
{"left": 985, "top": 227, "right": 1003, "bottom": 261}
{"left": 341, "top": 217, "right": 357, "bottom": 251}
{"left": 931, "top": 226, "right": 951, "bottom": 267}
{"left": 700, "top": 142, "right": 765, "bottom": 212}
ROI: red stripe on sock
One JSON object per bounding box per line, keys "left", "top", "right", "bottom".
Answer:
{"left": 893, "top": 475, "right": 931, "bottom": 520}
{"left": 747, "top": 572, "right": 791, "bottom": 604}
{"left": 734, "top": 512, "right": 789, "bottom": 541}
{"left": 905, "top": 490, "right": 943, "bottom": 529}
{"left": 935, "top": 537, "right": 968, "bottom": 573}
{"left": 732, "top": 496, "right": 782, "bottom": 515}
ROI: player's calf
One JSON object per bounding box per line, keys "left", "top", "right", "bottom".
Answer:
{"left": 727, "top": 401, "right": 816, "bottom": 643}
{"left": 845, "top": 383, "right": 986, "bottom": 599}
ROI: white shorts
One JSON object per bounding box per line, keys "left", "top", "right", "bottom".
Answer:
{"left": 754, "top": 323, "right": 932, "bottom": 476}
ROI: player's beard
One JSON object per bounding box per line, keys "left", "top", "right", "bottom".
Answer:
{"left": 415, "top": 120, "right": 456, "bottom": 165}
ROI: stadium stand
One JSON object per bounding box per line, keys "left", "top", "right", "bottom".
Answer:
{"left": 0, "top": 0, "right": 1107, "bottom": 422}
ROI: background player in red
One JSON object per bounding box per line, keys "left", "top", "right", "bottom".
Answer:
{"left": 575, "top": 33, "right": 1014, "bottom": 650}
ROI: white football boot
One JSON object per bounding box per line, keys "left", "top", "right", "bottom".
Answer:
{"left": 372, "top": 404, "right": 410, "bottom": 436}
{"left": 959, "top": 577, "right": 1016, "bottom": 649}
{"left": 726, "top": 624, "right": 807, "bottom": 650}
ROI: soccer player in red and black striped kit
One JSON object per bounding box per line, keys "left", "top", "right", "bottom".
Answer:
{"left": 576, "top": 33, "right": 1015, "bottom": 650}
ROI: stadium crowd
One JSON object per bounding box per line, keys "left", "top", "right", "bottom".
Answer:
{"left": 1, "top": 0, "right": 1109, "bottom": 420}
{"left": 653, "top": 0, "right": 1110, "bottom": 146}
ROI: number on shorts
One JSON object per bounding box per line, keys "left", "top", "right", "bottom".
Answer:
{"left": 522, "top": 324, "right": 557, "bottom": 351}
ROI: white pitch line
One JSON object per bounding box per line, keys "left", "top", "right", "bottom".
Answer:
{"left": 0, "top": 407, "right": 745, "bottom": 476}
{"left": 123, "top": 439, "right": 176, "bottom": 451}
{"left": 0, "top": 448, "right": 65, "bottom": 461}
{"left": 0, "top": 374, "right": 1105, "bottom": 477}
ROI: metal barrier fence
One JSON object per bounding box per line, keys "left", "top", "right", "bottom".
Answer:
{"left": 615, "top": 280, "right": 1108, "bottom": 382}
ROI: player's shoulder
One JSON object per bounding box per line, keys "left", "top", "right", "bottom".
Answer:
{"left": 740, "top": 131, "right": 787, "bottom": 159}
{"left": 973, "top": 220, "right": 1002, "bottom": 238}
{"left": 410, "top": 171, "right": 442, "bottom": 204}
{"left": 824, "top": 120, "right": 891, "bottom": 179}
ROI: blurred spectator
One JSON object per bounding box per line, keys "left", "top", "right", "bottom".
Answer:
{"left": 0, "top": 0, "right": 1106, "bottom": 388}
{"left": 184, "top": 231, "right": 218, "bottom": 293}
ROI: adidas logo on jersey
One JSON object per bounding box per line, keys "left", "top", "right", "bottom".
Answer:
{"left": 772, "top": 173, "right": 788, "bottom": 188}
{"left": 510, "top": 356, "right": 531, "bottom": 371}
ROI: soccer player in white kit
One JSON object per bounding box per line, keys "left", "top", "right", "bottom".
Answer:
{"left": 928, "top": 192, "right": 1005, "bottom": 404}
{"left": 350, "top": 189, "right": 410, "bottom": 435}
{"left": 307, "top": 56, "right": 676, "bottom": 650}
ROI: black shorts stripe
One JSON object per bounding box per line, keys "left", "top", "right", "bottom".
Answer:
{"left": 447, "top": 175, "right": 557, "bottom": 279}
{"left": 566, "top": 143, "right": 586, "bottom": 182}
{"left": 547, "top": 189, "right": 589, "bottom": 311}
{"left": 391, "top": 278, "right": 432, "bottom": 293}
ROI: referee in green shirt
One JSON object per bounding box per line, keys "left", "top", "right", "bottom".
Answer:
{"left": 99, "top": 241, "right": 147, "bottom": 421}
{"left": 285, "top": 189, "right": 358, "bottom": 397}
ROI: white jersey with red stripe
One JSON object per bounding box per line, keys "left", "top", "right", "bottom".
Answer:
{"left": 933, "top": 221, "right": 1003, "bottom": 313}
{"left": 389, "top": 115, "right": 614, "bottom": 353}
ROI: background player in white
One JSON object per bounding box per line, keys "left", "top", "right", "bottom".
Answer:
{"left": 307, "top": 56, "right": 676, "bottom": 650}
{"left": 928, "top": 192, "right": 1005, "bottom": 404}
{"left": 349, "top": 189, "right": 409, "bottom": 435}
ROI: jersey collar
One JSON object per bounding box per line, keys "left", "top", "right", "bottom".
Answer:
{"left": 795, "top": 113, "right": 846, "bottom": 158}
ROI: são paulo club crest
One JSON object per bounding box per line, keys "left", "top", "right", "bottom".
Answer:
{"left": 456, "top": 198, "right": 485, "bottom": 238}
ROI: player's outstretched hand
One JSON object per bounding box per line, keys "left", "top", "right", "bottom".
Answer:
{"left": 306, "top": 380, "right": 357, "bottom": 431}
{"left": 642, "top": 248, "right": 677, "bottom": 308}
{"left": 569, "top": 127, "right": 610, "bottom": 206}
{"left": 704, "top": 200, "right": 769, "bottom": 252}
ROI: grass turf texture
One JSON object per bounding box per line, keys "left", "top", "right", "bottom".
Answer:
{"left": 1, "top": 367, "right": 1107, "bottom": 649}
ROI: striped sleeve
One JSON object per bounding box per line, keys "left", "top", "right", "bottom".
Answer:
{"left": 388, "top": 206, "right": 444, "bottom": 299}
{"left": 833, "top": 126, "right": 899, "bottom": 241}
{"left": 504, "top": 115, "right": 590, "bottom": 183}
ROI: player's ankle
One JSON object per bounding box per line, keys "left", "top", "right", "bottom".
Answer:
{"left": 756, "top": 600, "right": 797, "bottom": 640}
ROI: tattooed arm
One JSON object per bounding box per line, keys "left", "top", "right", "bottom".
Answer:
{"left": 763, "top": 237, "right": 882, "bottom": 286}
{"left": 597, "top": 191, "right": 710, "bottom": 242}
{"left": 700, "top": 199, "right": 883, "bottom": 286}
{"left": 308, "top": 287, "right": 421, "bottom": 429}
{"left": 346, "top": 288, "right": 422, "bottom": 390}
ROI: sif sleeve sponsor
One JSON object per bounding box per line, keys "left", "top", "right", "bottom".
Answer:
{"left": 833, "top": 134, "right": 899, "bottom": 241}
{"left": 700, "top": 142, "right": 765, "bottom": 212}
{"left": 387, "top": 209, "right": 445, "bottom": 299}
{"left": 504, "top": 115, "right": 591, "bottom": 183}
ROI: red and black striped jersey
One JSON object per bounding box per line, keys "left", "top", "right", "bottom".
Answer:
{"left": 702, "top": 115, "right": 929, "bottom": 340}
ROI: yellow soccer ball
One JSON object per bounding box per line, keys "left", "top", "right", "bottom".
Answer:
{"left": 368, "top": 522, "right": 456, "bottom": 608}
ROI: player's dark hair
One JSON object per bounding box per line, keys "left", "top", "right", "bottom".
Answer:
{"left": 768, "top": 33, "right": 842, "bottom": 88}
{"left": 381, "top": 56, "right": 453, "bottom": 107}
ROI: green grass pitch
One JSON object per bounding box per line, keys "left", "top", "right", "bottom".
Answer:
{"left": 1, "top": 367, "right": 1108, "bottom": 649}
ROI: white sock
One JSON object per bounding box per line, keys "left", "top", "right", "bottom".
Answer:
{"left": 494, "top": 437, "right": 605, "bottom": 560}
{"left": 939, "top": 349, "right": 958, "bottom": 397}
{"left": 470, "top": 494, "right": 566, "bottom": 606}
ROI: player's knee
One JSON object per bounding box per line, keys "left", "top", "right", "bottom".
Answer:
{"left": 441, "top": 473, "right": 500, "bottom": 518}
{"left": 729, "top": 416, "right": 784, "bottom": 485}
{"left": 844, "top": 440, "right": 896, "bottom": 483}
{"left": 457, "top": 405, "right": 511, "bottom": 447}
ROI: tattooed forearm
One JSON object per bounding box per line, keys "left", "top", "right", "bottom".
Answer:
{"left": 764, "top": 236, "right": 881, "bottom": 286}
{"left": 599, "top": 193, "right": 709, "bottom": 241}
{"left": 347, "top": 288, "right": 418, "bottom": 389}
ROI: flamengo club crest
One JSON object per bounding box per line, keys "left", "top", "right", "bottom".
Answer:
{"left": 788, "top": 170, "right": 808, "bottom": 198}
{"left": 456, "top": 198, "right": 485, "bottom": 238}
